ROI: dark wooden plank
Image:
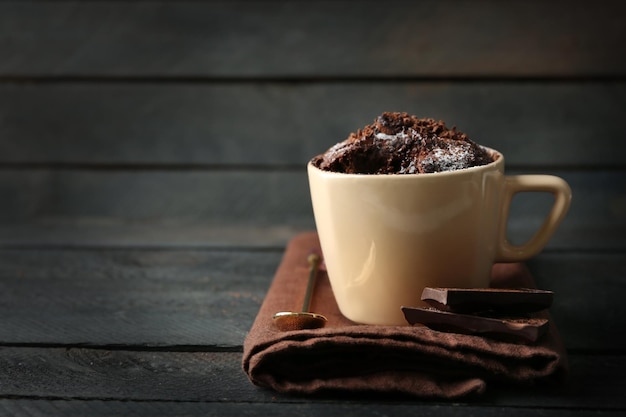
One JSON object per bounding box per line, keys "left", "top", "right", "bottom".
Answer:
{"left": 528, "top": 252, "right": 626, "bottom": 352}
{"left": 0, "top": 349, "right": 623, "bottom": 410}
{"left": 1, "top": 1, "right": 624, "bottom": 77}
{"left": 482, "top": 354, "right": 626, "bottom": 409}
{"left": 0, "top": 249, "right": 283, "bottom": 346}
{"left": 0, "top": 82, "right": 624, "bottom": 167}
{"left": 0, "top": 349, "right": 269, "bottom": 402}
{"left": 0, "top": 170, "right": 623, "bottom": 250}
{"left": 0, "top": 248, "right": 623, "bottom": 351}
{"left": 0, "top": 400, "right": 624, "bottom": 417}
{"left": 0, "top": 222, "right": 301, "bottom": 249}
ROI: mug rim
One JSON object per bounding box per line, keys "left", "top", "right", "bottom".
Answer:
{"left": 307, "top": 146, "right": 504, "bottom": 178}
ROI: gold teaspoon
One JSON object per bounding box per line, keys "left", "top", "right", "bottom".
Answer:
{"left": 273, "top": 253, "right": 328, "bottom": 331}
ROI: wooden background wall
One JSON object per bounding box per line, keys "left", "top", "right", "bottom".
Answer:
{"left": 0, "top": 1, "right": 625, "bottom": 408}
{"left": 0, "top": 0, "right": 624, "bottom": 250}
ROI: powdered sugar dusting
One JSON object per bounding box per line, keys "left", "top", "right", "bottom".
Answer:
{"left": 420, "top": 142, "right": 475, "bottom": 172}
{"left": 375, "top": 131, "right": 409, "bottom": 141}
{"left": 398, "top": 159, "right": 418, "bottom": 174}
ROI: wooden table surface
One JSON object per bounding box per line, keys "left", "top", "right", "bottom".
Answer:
{"left": 1, "top": 1, "right": 625, "bottom": 415}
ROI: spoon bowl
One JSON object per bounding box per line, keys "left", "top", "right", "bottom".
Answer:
{"left": 273, "top": 311, "right": 327, "bottom": 331}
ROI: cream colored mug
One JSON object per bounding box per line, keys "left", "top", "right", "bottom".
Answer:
{"left": 307, "top": 148, "right": 571, "bottom": 325}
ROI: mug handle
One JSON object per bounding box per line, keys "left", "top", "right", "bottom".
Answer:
{"left": 495, "top": 175, "right": 572, "bottom": 262}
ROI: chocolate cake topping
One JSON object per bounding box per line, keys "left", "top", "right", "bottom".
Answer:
{"left": 311, "top": 112, "right": 494, "bottom": 174}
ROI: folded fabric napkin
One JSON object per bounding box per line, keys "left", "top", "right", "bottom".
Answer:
{"left": 242, "top": 232, "right": 568, "bottom": 399}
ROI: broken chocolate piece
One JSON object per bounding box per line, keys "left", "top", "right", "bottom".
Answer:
{"left": 421, "top": 287, "right": 554, "bottom": 314}
{"left": 401, "top": 307, "right": 549, "bottom": 343}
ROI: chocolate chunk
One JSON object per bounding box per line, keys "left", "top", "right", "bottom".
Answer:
{"left": 401, "top": 307, "right": 549, "bottom": 343}
{"left": 421, "top": 287, "right": 554, "bottom": 314}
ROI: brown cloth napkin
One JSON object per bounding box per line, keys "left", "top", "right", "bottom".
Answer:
{"left": 242, "top": 232, "right": 568, "bottom": 399}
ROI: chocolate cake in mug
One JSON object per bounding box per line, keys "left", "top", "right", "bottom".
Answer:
{"left": 311, "top": 112, "right": 494, "bottom": 174}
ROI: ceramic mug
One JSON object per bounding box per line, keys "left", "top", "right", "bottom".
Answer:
{"left": 307, "top": 148, "right": 571, "bottom": 325}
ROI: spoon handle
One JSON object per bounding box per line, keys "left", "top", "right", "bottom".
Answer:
{"left": 301, "top": 253, "right": 321, "bottom": 312}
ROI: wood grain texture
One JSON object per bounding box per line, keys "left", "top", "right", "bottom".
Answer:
{"left": 0, "top": 169, "right": 623, "bottom": 250}
{"left": 0, "top": 82, "right": 624, "bottom": 167}
{"left": 0, "top": 248, "right": 623, "bottom": 351}
{"left": 0, "top": 400, "right": 624, "bottom": 417}
{"left": 0, "top": 349, "right": 623, "bottom": 409}
{"left": 481, "top": 355, "right": 626, "bottom": 409}
{"left": 0, "top": 249, "right": 283, "bottom": 346}
{"left": 1, "top": 1, "right": 625, "bottom": 77}
{"left": 0, "top": 222, "right": 301, "bottom": 249}
{"left": 528, "top": 253, "right": 626, "bottom": 352}
{"left": 0, "top": 349, "right": 268, "bottom": 401}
